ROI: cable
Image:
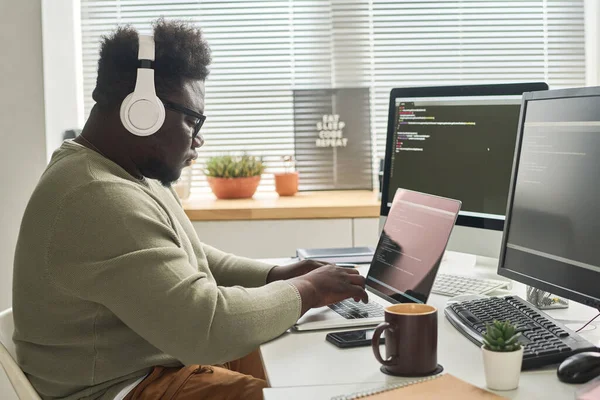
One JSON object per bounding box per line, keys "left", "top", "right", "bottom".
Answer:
{"left": 576, "top": 311, "right": 600, "bottom": 333}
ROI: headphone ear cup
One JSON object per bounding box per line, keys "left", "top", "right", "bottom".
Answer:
{"left": 120, "top": 93, "right": 165, "bottom": 136}
{"left": 120, "top": 93, "right": 134, "bottom": 132}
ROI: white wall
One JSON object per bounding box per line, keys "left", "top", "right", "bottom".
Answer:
{"left": 585, "top": 0, "right": 600, "bottom": 86}
{"left": 0, "top": 0, "right": 47, "bottom": 309}
{"left": 42, "top": 0, "right": 83, "bottom": 159}
{"left": 0, "top": 1, "right": 46, "bottom": 394}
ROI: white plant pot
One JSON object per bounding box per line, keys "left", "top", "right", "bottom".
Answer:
{"left": 481, "top": 346, "right": 524, "bottom": 391}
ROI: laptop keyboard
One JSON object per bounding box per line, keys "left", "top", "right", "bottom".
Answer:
{"left": 328, "top": 299, "right": 385, "bottom": 319}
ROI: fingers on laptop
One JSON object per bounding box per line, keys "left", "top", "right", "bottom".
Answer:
{"left": 346, "top": 273, "right": 368, "bottom": 302}
{"left": 350, "top": 286, "right": 369, "bottom": 303}
{"left": 341, "top": 267, "right": 360, "bottom": 275}
{"left": 346, "top": 273, "right": 365, "bottom": 287}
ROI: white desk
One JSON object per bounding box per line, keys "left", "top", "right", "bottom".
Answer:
{"left": 260, "top": 251, "right": 600, "bottom": 400}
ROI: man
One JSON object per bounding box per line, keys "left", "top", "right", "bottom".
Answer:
{"left": 13, "top": 19, "right": 367, "bottom": 400}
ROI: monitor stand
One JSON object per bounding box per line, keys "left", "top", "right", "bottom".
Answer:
{"left": 446, "top": 225, "right": 502, "bottom": 259}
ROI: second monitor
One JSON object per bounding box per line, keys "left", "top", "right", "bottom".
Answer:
{"left": 380, "top": 83, "right": 548, "bottom": 256}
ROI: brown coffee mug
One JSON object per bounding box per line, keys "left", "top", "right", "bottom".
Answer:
{"left": 371, "top": 303, "right": 439, "bottom": 377}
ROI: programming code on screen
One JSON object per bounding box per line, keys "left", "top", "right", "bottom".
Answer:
{"left": 500, "top": 94, "right": 600, "bottom": 300}
{"left": 387, "top": 98, "right": 521, "bottom": 218}
{"left": 507, "top": 96, "right": 600, "bottom": 274}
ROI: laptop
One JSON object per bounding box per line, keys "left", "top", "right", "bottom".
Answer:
{"left": 293, "top": 188, "right": 461, "bottom": 331}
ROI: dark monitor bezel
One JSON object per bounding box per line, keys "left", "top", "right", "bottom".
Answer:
{"left": 380, "top": 82, "right": 549, "bottom": 231}
{"left": 498, "top": 86, "right": 600, "bottom": 310}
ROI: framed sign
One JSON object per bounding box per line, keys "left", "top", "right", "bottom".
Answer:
{"left": 293, "top": 88, "right": 373, "bottom": 191}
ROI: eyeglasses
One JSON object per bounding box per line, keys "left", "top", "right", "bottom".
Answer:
{"left": 161, "top": 99, "right": 206, "bottom": 140}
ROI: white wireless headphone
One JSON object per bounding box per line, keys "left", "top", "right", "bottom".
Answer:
{"left": 119, "top": 35, "right": 166, "bottom": 136}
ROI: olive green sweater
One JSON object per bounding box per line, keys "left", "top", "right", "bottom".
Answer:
{"left": 12, "top": 141, "right": 301, "bottom": 400}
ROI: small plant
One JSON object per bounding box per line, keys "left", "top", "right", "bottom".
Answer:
{"left": 204, "top": 155, "right": 266, "bottom": 178}
{"left": 482, "top": 320, "right": 522, "bottom": 352}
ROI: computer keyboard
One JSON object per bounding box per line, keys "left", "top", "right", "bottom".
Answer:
{"left": 445, "top": 295, "right": 598, "bottom": 370}
{"left": 432, "top": 273, "right": 510, "bottom": 297}
{"left": 328, "top": 299, "right": 385, "bottom": 319}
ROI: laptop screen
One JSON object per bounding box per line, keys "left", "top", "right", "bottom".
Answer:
{"left": 367, "top": 189, "right": 461, "bottom": 303}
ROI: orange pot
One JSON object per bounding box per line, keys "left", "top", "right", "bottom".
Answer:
{"left": 207, "top": 176, "right": 261, "bottom": 199}
{"left": 274, "top": 171, "right": 299, "bottom": 196}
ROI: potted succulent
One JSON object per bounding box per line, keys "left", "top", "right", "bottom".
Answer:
{"left": 204, "top": 155, "right": 265, "bottom": 199}
{"left": 274, "top": 155, "right": 299, "bottom": 196}
{"left": 481, "top": 320, "right": 524, "bottom": 391}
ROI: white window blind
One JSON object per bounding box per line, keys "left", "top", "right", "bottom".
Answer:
{"left": 80, "top": 0, "right": 585, "bottom": 194}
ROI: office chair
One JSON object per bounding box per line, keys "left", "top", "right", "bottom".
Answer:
{"left": 0, "top": 309, "right": 41, "bottom": 400}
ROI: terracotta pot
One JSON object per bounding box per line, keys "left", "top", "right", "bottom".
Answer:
{"left": 207, "top": 176, "right": 261, "bottom": 199}
{"left": 274, "top": 172, "right": 299, "bottom": 196}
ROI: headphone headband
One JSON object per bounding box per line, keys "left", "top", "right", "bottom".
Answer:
{"left": 138, "top": 35, "right": 155, "bottom": 60}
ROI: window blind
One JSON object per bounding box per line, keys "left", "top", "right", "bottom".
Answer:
{"left": 80, "top": 0, "right": 585, "bottom": 194}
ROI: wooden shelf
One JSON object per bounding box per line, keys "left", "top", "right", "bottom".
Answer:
{"left": 182, "top": 190, "right": 381, "bottom": 221}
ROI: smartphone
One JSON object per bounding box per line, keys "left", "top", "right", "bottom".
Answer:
{"left": 326, "top": 328, "right": 384, "bottom": 348}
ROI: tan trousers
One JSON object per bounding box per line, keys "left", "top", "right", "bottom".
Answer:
{"left": 123, "top": 350, "right": 268, "bottom": 400}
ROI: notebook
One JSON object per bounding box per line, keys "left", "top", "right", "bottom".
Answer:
{"left": 330, "top": 374, "right": 506, "bottom": 400}
{"left": 296, "top": 246, "right": 375, "bottom": 264}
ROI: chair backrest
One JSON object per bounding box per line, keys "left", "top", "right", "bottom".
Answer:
{"left": 0, "top": 309, "right": 42, "bottom": 400}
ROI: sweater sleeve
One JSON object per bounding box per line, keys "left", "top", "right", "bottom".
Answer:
{"left": 46, "top": 181, "right": 301, "bottom": 365}
{"left": 202, "top": 243, "right": 276, "bottom": 287}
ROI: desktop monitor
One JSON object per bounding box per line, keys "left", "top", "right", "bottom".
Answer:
{"left": 498, "top": 86, "right": 600, "bottom": 310}
{"left": 379, "top": 83, "right": 549, "bottom": 256}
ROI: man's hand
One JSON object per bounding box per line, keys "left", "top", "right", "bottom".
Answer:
{"left": 266, "top": 259, "right": 328, "bottom": 283}
{"left": 288, "top": 265, "right": 368, "bottom": 315}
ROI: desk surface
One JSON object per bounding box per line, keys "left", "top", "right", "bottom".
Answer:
{"left": 181, "top": 190, "right": 380, "bottom": 221}
{"left": 260, "top": 251, "right": 600, "bottom": 400}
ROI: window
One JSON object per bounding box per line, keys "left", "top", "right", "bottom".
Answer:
{"left": 80, "top": 0, "right": 585, "bottom": 194}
